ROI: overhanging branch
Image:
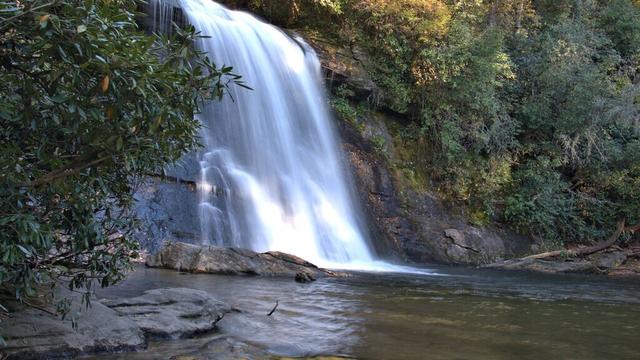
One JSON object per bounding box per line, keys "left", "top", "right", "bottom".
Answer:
{"left": 21, "top": 155, "right": 111, "bottom": 188}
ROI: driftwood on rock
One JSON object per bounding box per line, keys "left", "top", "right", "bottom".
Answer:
{"left": 519, "top": 220, "right": 639, "bottom": 262}
{"left": 484, "top": 220, "right": 639, "bottom": 275}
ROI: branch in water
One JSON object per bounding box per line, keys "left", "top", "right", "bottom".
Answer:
{"left": 267, "top": 300, "right": 279, "bottom": 316}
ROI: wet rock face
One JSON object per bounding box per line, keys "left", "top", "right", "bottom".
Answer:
{"left": 339, "top": 121, "right": 418, "bottom": 262}
{"left": 130, "top": 29, "right": 533, "bottom": 266}
{"left": 102, "top": 288, "right": 231, "bottom": 339}
{"left": 335, "top": 107, "right": 533, "bottom": 265}
{"left": 303, "top": 35, "right": 379, "bottom": 103}
{"left": 146, "top": 242, "right": 335, "bottom": 280}
{"left": 0, "top": 289, "right": 145, "bottom": 360}
{"left": 133, "top": 152, "right": 202, "bottom": 253}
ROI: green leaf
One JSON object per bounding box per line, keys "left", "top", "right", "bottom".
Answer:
{"left": 16, "top": 245, "right": 31, "bottom": 257}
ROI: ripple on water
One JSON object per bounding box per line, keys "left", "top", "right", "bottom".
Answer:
{"left": 93, "top": 266, "right": 640, "bottom": 360}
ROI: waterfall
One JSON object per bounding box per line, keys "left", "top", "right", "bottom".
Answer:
{"left": 149, "top": 0, "right": 379, "bottom": 268}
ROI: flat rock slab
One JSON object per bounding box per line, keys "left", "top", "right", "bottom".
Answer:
{"left": 146, "top": 242, "right": 337, "bottom": 280}
{"left": 0, "top": 290, "right": 145, "bottom": 360}
{"left": 101, "top": 288, "right": 231, "bottom": 339}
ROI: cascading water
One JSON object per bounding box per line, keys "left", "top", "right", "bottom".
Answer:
{"left": 150, "top": 0, "right": 381, "bottom": 269}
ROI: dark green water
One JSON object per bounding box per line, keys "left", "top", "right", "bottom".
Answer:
{"left": 95, "top": 265, "right": 640, "bottom": 359}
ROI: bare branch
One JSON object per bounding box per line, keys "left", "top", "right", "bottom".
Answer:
{"left": 21, "top": 155, "right": 111, "bottom": 187}
{"left": 267, "top": 300, "right": 279, "bottom": 316}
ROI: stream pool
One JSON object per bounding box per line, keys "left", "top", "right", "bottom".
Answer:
{"left": 93, "top": 265, "right": 640, "bottom": 359}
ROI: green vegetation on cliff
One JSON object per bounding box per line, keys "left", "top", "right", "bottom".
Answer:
{"left": 232, "top": 0, "right": 640, "bottom": 248}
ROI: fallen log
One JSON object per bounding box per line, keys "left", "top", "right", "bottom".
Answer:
{"left": 521, "top": 220, "right": 628, "bottom": 261}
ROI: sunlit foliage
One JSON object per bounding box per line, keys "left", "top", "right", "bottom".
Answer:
{"left": 269, "top": 0, "right": 640, "bottom": 247}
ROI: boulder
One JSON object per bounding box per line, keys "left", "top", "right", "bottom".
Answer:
{"left": 101, "top": 288, "right": 231, "bottom": 339}
{"left": 590, "top": 251, "right": 627, "bottom": 270}
{"left": 609, "top": 258, "right": 640, "bottom": 277}
{"left": 295, "top": 272, "right": 316, "bottom": 283}
{"left": 146, "top": 242, "right": 335, "bottom": 280}
{"left": 0, "top": 289, "right": 145, "bottom": 360}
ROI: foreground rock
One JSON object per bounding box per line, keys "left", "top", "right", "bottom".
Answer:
{"left": 146, "top": 242, "right": 337, "bottom": 280}
{"left": 101, "top": 288, "right": 231, "bottom": 339}
{"left": 0, "top": 287, "right": 237, "bottom": 359}
{"left": 1, "top": 289, "right": 145, "bottom": 360}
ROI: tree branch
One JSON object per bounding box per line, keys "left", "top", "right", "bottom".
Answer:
{"left": 267, "top": 300, "right": 279, "bottom": 316}
{"left": 21, "top": 155, "right": 111, "bottom": 187}
{"left": 521, "top": 220, "right": 626, "bottom": 260}
{"left": 0, "top": 2, "right": 56, "bottom": 31}
{"left": 146, "top": 173, "right": 197, "bottom": 187}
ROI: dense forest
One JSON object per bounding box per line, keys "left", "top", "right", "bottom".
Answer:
{"left": 238, "top": 0, "right": 640, "bottom": 248}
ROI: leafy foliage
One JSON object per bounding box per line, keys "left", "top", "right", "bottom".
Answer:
{"left": 273, "top": 0, "right": 640, "bottom": 247}
{"left": 0, "top": 0, "right": 239, "bottom": 326}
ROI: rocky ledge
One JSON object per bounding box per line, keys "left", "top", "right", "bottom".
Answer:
{"left": 101, "top": 288, "right": 231, "bottom": 339}
{"left": 0, "top": 288, "right": 230, "bottom": 360}
{"left": 146, "top": 242, "right": 338, "bottom": 282}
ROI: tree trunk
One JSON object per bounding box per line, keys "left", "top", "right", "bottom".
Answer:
{"left": 488, "top": 1, "right": 499, "bottom": 28}
{"left": 515, "top": 1, "right": 524, "bottom": 33}
{"left": 521, "top": 220, "right": 627, "bottom": 261}
{"left": 573, "top": 0, "right": 583, "bottom": 20}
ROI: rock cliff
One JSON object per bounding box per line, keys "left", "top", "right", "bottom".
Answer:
{"left": 306, "top": 33, "right": 534, "bottom": 265}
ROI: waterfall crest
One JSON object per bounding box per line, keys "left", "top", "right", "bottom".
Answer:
{"left": 151, "top": 0, "right": 376, "bottom": 268}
